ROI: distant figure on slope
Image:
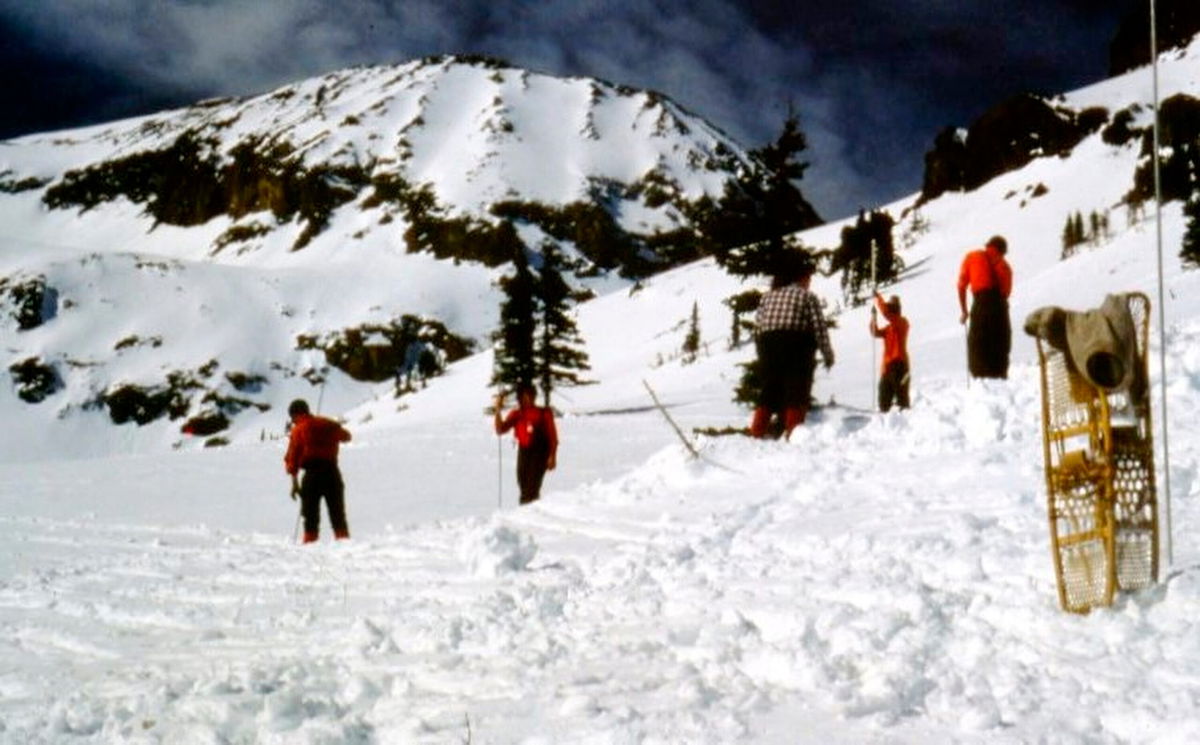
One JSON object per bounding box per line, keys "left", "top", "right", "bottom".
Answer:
{"left": 494, "top": 383, "right": 558, "bottom": 505}
{"left": 284, "top": 399, "right": 352, "bottom": 543}
{"left": 870, "top": 291, "right": 910, "bottom": 411}
{"left": 750, "top": 257, "right": 834, "bottom": 439}
{"left": 957, "top": 235, "right": 1013, "bottom": 379}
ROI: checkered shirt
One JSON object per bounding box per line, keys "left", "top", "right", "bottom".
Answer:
{"left": 755, "top": 284, "right": 833, "bottom": 361}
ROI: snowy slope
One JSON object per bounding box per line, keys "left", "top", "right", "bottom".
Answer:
{"left": 2, "top": 37, "right": 1200, "bottom": 745}
{"left": 0, "top": 55, "right": 756, "bottom": 460}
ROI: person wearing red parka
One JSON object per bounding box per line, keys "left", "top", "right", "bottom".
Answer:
{"left": 957, "top": 235, "right": 1013, "bottom": 379}
{"left": 494, "top": 383, "right": 558, "bottom": 505}
{"left": 870, "top": 291, "right": 910, "bottom": 411}
{"left": 284, "top": 398, "right": 352, "bottom": 543}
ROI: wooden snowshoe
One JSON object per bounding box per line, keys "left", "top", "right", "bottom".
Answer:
{"left": 1033, "top": 292, "right": 1158, "bottom": 613}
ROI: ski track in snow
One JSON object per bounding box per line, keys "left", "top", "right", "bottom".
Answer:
{"left": 3, "top": 338, "right": 1200, "bottom": 743}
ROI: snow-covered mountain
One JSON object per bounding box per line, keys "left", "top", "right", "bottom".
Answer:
{"left": 0, "top": 54, "right": 811, "bottom": 458}
{"left": 3, "top": 26, "right": 1200, "bottom": 745}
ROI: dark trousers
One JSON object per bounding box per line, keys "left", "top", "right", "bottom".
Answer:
{"left": 752, "top": 329, "right": 817, "bottom": 438}
{"left": 516, "top": 441, "right": 551, "bottom": 505}
{"left": 300, "top": 460, "right": 349, "bottom": 538}
{"left": 968, "top": 289, "right": 1011, "bottom": 379}
{"left": 878, "top": 359, "right": 911, "bottom": 412}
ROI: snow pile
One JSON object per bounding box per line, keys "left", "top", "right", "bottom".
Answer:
{"left": 460, "top": 519, "right": 538, "bottom": 576}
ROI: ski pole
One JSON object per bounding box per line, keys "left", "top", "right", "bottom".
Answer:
{"left": 494, "top": 390, "right": 505, "bottom": 509}
{"left": 869, "top": 238, "right": 878, "bottom": 410}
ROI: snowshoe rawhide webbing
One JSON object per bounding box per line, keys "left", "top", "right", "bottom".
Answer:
{"left": 1032, "top": 292, "right": 1157, "bottom": 613}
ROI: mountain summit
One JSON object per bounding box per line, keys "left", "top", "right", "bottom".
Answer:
{"left": 8, "top": 54, "right": 814, "bottom": 266}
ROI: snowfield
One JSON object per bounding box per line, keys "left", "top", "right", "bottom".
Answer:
{"left": 3, "top": 337, "right": 1200, "bottom": 744}
{"left": 3, "top": 35, "right": 1200, "bottom": 745}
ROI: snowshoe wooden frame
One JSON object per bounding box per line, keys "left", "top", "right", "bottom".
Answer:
{"left": 1034, "top": 292, "right": 1158, "bottom": 613}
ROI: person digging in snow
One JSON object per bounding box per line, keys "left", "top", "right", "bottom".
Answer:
{"left": 284, "top": 398, "right": 352, "bottom": 543}
{"left": 494, "top": 383, "right": 558, "bottom": 505}
{"left": 957, "top": 235, "right": 1013, "bottom": 379}
{"left": 870, "top": 291, "right": 910, "bottom": 411}
{"left": 750, "top": 256, "right": 834, "bottom": 439}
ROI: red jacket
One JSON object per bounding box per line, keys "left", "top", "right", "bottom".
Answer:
{"left": 957, "top": 245, "right": 1012, "bottom": 305}
{"left": 872, "top": 295, "right": 909, "bottom": 368}
{"left": 285, "top": 414, "right": 351, "bottom": 475}
{"left": 498, "top": 406, "right": 557, "bottom": 454}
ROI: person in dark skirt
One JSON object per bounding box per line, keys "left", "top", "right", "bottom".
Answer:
{"left": 494, "top": 383, "right": 558, "bottom": 504}
{"left": 957, "top": 235, "right": 1013, "bottom": 379}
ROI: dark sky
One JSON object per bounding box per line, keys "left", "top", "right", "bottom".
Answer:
{"left": 0, "top": 0, "right": 1138, "bottom": 220}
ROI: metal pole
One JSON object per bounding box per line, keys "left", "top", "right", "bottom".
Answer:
{"left": 870, "top": 238, "right": 878, "bottom": 410}
{"left": 497, "top": 434, "right": 503, "bottom": 509}
{"left": 1149, "top": 0, "right": 1174, "bottom": 566}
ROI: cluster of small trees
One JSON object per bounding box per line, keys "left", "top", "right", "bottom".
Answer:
{"left": 832, "top": 210, "right": 901, "bottom": 305}
{"left": 1061, "top": 209, "right": 1112, "bottom": 259}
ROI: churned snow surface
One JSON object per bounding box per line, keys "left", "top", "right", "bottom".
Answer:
{"left": 3, "top": 330, "right": 1200, "bottom": 744}
{"left": 3, "top": 39, "right": 1200, "bottom": 745}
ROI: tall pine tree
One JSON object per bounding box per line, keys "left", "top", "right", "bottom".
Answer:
{"left": 491, "top": 226, "right": 538, "bottom": 391}
{"left": 534, "top": 241, "right": 592, "bottom": 404}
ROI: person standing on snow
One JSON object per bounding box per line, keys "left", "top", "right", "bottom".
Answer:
{"left": 494, "top": 383, "right": 558, "bottom": 505}
{"left": 284, "top": 399, "right": 352, "bottom": 543}
{"left": 870, "top": 291, "right": 910, "bottom": 411}
{"left": 750, "top": 257, "right": 834, "bottom": 439}
{"left": 957, "top": 235, "right": 1013, "bottom": 379}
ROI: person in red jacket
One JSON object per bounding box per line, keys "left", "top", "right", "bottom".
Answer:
{"left": 870, "top": 291, "right": 910, "bottom": 411}
{"left": 284, "top": 398, "right": 352, "bottom": 543}
{"left": 494, "top": 383, "right": 558, "bottom": 505}
{"left": 957, "top": 235, "right": 1013, "bottom": 379}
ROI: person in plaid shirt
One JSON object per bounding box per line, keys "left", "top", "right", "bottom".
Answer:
{"left": 750, "top": 257, "right": 834, "bottom": 438}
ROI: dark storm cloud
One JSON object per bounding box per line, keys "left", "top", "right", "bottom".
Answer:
{"left": 0, "top": 0, "right": 1135, "bottom": 219}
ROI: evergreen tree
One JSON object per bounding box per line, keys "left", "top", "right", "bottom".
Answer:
{"left": 682, "top": 301, "right": 701, "bottom": 364}
{"left": 1061, "top": 211, "right": 1086, "bottom": 258}
{"left": 1061, "top": 215, "right": 1076, "bottom": 259}
{"left": 1183, "top": 193, "right": 1200, "bottom": 267}
{"left": 534, "top": 241, "right": 592, "bottom": 404}
{"left": 723, "top": 289, "right": 761, "bottom": 349}
{"left": 704, "top": 110, "right": 821, "bottom": 277}
{"left": 491, "top": 227, "right": 538, "bottom": 392}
